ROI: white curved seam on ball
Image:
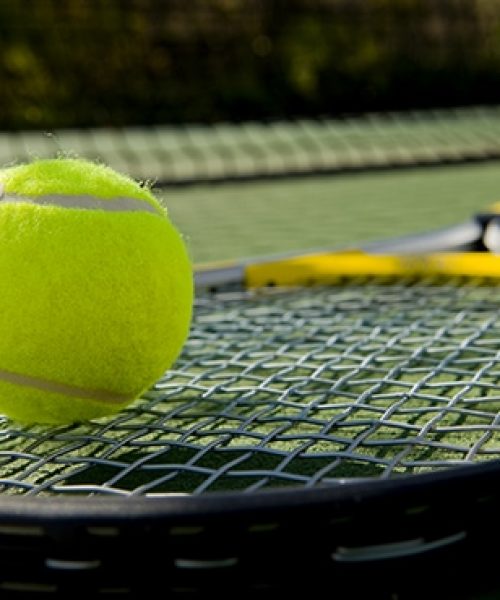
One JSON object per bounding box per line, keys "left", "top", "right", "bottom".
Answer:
{"left": 0, "top": 192, "right": 162, "bottom": 215}
{"left": 0, "top": 368, "right": 134, "bottom": 404}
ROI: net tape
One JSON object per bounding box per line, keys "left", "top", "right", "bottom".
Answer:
{"left": 0, "top": 278, "right": 499, "bottom": 497}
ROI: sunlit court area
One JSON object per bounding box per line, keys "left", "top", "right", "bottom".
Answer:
{"left": 1, "top": 2, "right": 500, "bottom": 598}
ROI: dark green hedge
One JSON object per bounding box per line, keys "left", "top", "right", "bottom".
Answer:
{"left": 2, "top": 0, "right": 500, "bottom": 129}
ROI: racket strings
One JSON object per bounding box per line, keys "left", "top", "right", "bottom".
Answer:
{"left": 0, "top": 279, "right": 499, "bottom": 496}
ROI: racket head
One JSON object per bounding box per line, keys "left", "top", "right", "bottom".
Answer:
{"left": 0, "top": 211, "right": 499, "bottom": 595}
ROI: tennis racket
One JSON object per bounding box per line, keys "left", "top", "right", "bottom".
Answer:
{"left": 1, "top": 207, "right": 500, "bottom": 598}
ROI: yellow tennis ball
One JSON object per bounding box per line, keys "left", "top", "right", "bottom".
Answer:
{"left": 0, "top": 158, "right": 193, "bottom": 424}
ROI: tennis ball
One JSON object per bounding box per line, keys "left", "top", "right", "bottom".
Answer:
{"left": 0, "top": 158, "right": 193, "bottom": 424}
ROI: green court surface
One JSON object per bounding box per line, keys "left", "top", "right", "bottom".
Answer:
{"left": 3, "top": 106, "right": 500, "bottom": 265}
{"left": 162, "top": 162, "right": 500, "bottom": 264}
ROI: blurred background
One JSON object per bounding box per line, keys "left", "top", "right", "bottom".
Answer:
{"left": 3, "top": 0, "right": 500, "bottom": 262}
{"left": 3, "top": 0, "right": 500, "bottom": 129}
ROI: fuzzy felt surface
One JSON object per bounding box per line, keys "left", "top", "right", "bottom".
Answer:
{"left": 0, "top": 159, "right": 193, "bottom": 423}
